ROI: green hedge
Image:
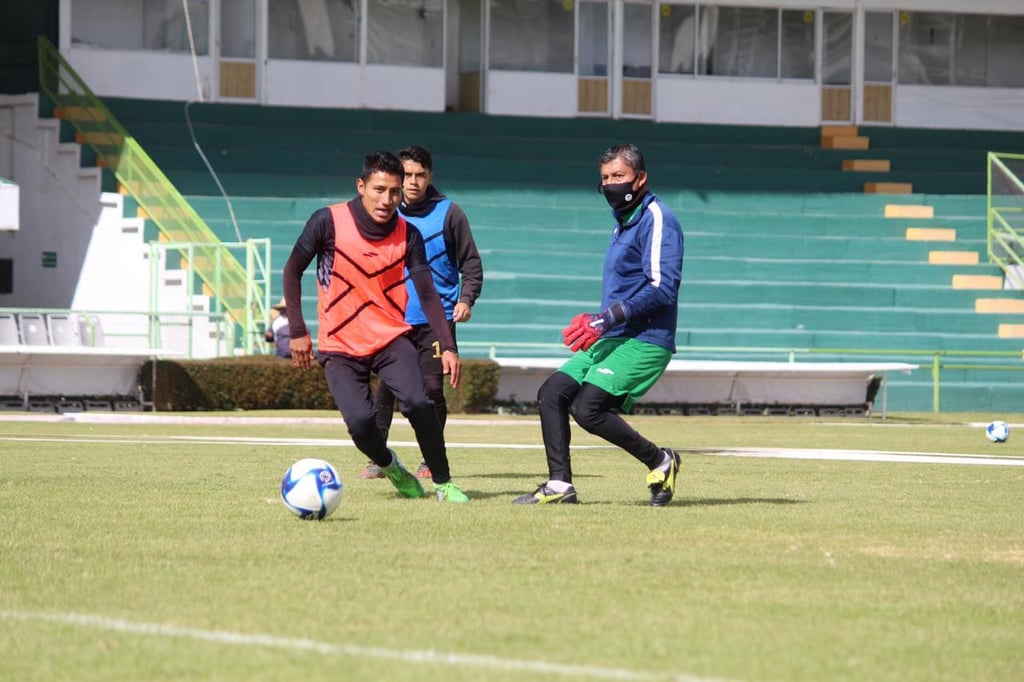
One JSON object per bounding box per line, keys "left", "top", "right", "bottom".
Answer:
{"left": 140, "top": 356, "right": 500, "bottom": 413}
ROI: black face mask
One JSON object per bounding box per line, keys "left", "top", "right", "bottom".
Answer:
{"left": 599, "top": 180, "right": 642, "bottom": 213}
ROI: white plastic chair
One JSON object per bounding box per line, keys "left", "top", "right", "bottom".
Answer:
{"left": 18, "top": 313, "right": 49, "bottom": 345}
{"left": 47, "top": 313, "right": 83, "bottom": 346}
{"left": 0, "top": 312, "right": 18, "bottom": 345}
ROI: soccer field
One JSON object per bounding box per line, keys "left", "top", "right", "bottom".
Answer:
{"left": 1, "top": 412, "right": 1022, "bottom": 682}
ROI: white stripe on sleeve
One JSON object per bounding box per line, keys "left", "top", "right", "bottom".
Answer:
{"left": 648, "top": 202, "right": 664, "bottom": 288}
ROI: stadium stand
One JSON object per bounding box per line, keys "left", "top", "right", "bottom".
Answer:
{"left": 88, "top": 99, "right": 1024, "bottom": 413}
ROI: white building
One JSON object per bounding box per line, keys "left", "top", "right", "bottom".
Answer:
{"left": 58, "top": 0, "right": 1024, "bottom": 131}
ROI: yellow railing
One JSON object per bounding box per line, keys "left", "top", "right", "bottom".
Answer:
{"left": 36, "top": 36, "right": 269, "bottom": 354}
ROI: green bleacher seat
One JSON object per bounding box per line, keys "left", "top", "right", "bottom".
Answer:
{"left": 97, "top": 97, "right": 1024, "bottom": 412}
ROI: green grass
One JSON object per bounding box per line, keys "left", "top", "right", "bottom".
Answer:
{"left": 1, "top": 413, "right": 1023, "bottom": 681}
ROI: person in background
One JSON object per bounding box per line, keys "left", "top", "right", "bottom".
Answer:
{"left": 513, "top": 143, "right": 684, "bottom": 506}
{"left": 265, "top": 298, "right": 292, "bottom": 358}
{"left": 362, "top": 145, "right": 483, "bottom": 480}
{"left": 282, "top": 150, "right": 470, "bottom": 503}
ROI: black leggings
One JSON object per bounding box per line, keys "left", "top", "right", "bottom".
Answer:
{"left": 372, "top": 323, "right": 453, "bottom": 442}
{"left": 537, "top": 371, "right": 662, "bottom": 483}
{"left": 321, "top": 335, "right": 451, "bottom": 483}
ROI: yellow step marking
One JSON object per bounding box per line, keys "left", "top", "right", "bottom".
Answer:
{"left": 952, "top": 274, "right": 1002, "bottom": 290}
{"left": 906, "top": 227, "right": 956, "bottom": 241}
{"left": 865, "top": 182, "right": 912, "bottom": 194}
{"left": 885, "top": 204, "right": 933, "bottom": 219}
{"left": 929, "top": 251, "right": 978, "bottom": 265}
{"left": 842, "top": 159, "right": 891, "bottom": 172}
{"left": 976, "top": 298, "right": 1024, "bottom": 314}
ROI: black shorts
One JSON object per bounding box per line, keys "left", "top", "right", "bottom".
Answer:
{"left": 407, "top": 321, "right": 457, "bottom": 378}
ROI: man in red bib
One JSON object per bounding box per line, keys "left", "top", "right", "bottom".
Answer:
{"left": 281, "top": 151, "right": 470, "bottom": 503}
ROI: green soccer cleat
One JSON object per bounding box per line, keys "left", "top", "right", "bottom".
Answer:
{"left": 435, "top": 481, "right": 470, "bottom": 503}
{"left": 646, "top": 448, "right": 681, "bottom": 507}
{"left": 512, "top": 482, "right": 579, "bottom": 505}
{"left": 383, "top": 451, "right": 425, "bottom": 498}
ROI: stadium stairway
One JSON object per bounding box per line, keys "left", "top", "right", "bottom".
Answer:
{"left": 99, "top": 99, "right": 1024, "bottom": 413}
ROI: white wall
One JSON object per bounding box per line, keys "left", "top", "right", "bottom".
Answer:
{"left": 55, "top": 0, "right": 1024, "bottom": 128}
{"left": 0, "top": 95, "right": 101, "bottom": 309}
{"left": 895, "top": 86, "right": 1024, "bottom": 131}
{"left": 656, "top": 78, "right": 821, "bottom": 126}
{"left": 485, "top": 71, "right": 577, "bottom": 118}
{"left": 361, "top": 65, "right": 446, "bottom": 111}
{"left": 66, "top": 48, "right": 214, "bottom": 102}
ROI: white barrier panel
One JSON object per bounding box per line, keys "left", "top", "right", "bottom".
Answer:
{"left": 0, "top": 346, "right": 168, "bottom": 397}
{"left": 493, "top": 358, "right": 918, "bottom": 414}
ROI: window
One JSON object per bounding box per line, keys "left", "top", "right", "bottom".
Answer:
{"left": 0, "top": 259, "right": 11, "bottom": 295}
{"left": 71, "top": 0, "right": 209, "bottom": 53}
{"left": 699, "top": 6, "right": 778, "bottom": 78}
{"left": 367, "top": 0, "right": 444, "bottom": 67}
{"left": 658, "top": 4, "right": 696, "bottom": 74}
{"left": 268, "top": 0, "right": 358, "bottom": 62}
{"left": 899, "top": 12, "right": 1024, "bottom": 88}
{"left": 690, "top": 6, "right": 813, "bottom": 80}
{"left": 221, "top": 0, "right": 255, "bottom": 59}
{"left": 780, "top": 10, "right": 814, "bottom": 80}
{"left": 489, "top": 0, "right": 574, "bottom": 72}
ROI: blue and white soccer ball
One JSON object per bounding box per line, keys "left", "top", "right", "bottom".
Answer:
{"left": 985, "top": 420, "right": 1010, "bottom": 443}
{"left": 281, "top": 458, "right": 344, "bottom": 520}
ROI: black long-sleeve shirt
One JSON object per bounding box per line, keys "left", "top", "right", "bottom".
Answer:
{"left": 400, "top": 185, "right": 483, "bottom": 309}
{"left": 281, "top": 198, "right": 457, "bottom": 353}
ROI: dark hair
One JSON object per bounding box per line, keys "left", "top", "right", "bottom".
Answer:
{"left": 361, "top": 150, "right": 404, "bottom": 181}
{"left": 599, "top": 144, "right": 646, "bottom": 172}
{"left": 397, "top": 145, "right": 433, "bottom": 171}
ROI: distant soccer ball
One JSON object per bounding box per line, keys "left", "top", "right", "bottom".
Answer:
{"left": 985, "top": 420, "right": 1010, "bottom": 443}
{"left": 281, "top": 458, "right": 344, "bottom": 520}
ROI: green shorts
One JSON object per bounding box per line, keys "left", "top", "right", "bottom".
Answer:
{"left": 558, "top": 337, "right": 672, "bottom": 412}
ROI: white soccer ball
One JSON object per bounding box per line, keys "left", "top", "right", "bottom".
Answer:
{"left": 281, "top": 458, "right": 344, "bottom": 520}
{"left": 985, "top": 420, "right": 1010, "bottom": 443}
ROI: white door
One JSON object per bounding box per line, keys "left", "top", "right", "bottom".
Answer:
{"left": 217, "top": 0, "right": 260, "bottom": 101}
{"left": 860, "top": 10, "right": 896, "bottom": 124}
{"left": 577, "top": 0, "right": 652, "bottom": 118}
{"left": 821, "top": 10, "right": 853, "bottom": 123}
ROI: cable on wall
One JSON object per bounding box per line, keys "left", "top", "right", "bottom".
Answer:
{"left": 182, "top": 0, "right": 242, "bottom": 243}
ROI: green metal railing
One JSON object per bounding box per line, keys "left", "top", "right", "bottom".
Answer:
{"left": 37, "top": 36, "right": 269, "bottom": 355}
{"left": 987, "top": 151, "right": 1024, "bottom": 286}
{"left": 147, "top": 239, "right": 271, "bottom": 357}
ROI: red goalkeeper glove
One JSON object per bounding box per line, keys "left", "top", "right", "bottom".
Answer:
{"left": 561, "top": 303, "right": 629, "bottom": 353}
{"left": 562, "top": 313, "right": 605, "bottom": 352}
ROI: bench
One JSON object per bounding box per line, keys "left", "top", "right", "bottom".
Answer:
{"left": 492, "top": 358, "right": 918, "bottom": 418}
{"left": 0, "top": 345, "right": 173, "bottom": 411}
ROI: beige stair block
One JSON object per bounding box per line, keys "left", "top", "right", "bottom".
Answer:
{"left": 55, "top": 105, "right": 106, "bottom": 122}
{"left": 822, "top": 136, "right": 870, "bottom": 150}
{"left": 842, "top": 159, "right": 891, "bottom": 172}
{"left": 865, "top": 182, "right": 912, "bottom": 194}
{"left": 75, "top": 130, "right": 123, "bottom": 147}
{"left": 952, "top": 274, "right": 1003, "bottom": 289}
{"left": 998, "top": 324, "right": 1024, "bottom": 338}
{"left": 885, "top": 204, "right": 934, "bottom": 219}
{"left": 976, "top": 298, "right": 1024, "bottom": 314}
{"left": 929, "top": 251, "right": 979, "bottom": 265}
{"left": 906, "top": 227, "right": 956, "bottom": 241}
{"left": 821, "top": 125, "right": 859, "bottom": 138}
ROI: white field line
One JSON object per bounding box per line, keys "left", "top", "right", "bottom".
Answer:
{"left": 0, "top": 610, "right": 717, "bottom": 682}
{"left": 707, "top": 447, "right": 1024, "bottom": 467}
{"left": 1, "top": 432, "right": 1022, "bottom": 466}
